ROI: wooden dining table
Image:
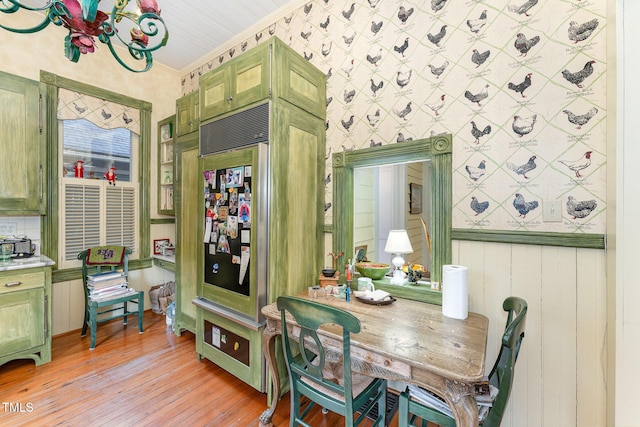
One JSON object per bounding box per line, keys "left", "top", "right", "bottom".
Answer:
{"left": 258, "top": 292, "right": 489, "bottom": 427}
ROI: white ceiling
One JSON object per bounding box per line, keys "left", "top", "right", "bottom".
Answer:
{"left": 149, "top": 0, "right": 297, "bottom": 71}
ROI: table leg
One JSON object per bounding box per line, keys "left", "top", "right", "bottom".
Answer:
{"left": 259, "top": 318, "right": 282, "bottom": 427}
{"left": 445, "top": 379, "right": 478, "bottom": 427}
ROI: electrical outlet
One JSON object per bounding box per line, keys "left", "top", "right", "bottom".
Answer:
{"left": 543, "top": 200, "right": 562, "bottom": 222}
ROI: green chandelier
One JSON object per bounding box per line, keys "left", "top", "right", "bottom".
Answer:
{"left": 0, "top": 0, "right": 168, "bottom": 72}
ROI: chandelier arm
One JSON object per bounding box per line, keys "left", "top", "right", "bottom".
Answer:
{"left": 101, "top": 12, "right": 168, "bottom": 53}
{"left": 101, "top": 38, "right": 153, "bottom": 73}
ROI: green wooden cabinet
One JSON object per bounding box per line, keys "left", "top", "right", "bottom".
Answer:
{"left": 199, "top": 38, "right": 326, "bottom": 122}
{"left": 192, "top": 37, "right": 326, "bottom": 392}
{"left": 157, "top": 115, "right": 175, "bottom": 216}
{"left": 176, "top": 91, "right": 199, "bottom": 136}
{"left": 173, "top": 131, "right": 199, "bottom": 335}
{"left": 0, "top": 71, "right": 44, "bottom": 215}
{"left": 0, "top": 267, "right": 52, "bottom": 367}
{"left": 200, "top": 45, "right": 270, "bottom": 120}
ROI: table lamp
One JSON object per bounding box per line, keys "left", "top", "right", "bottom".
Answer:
{"left": 384, "top": 229, "right": 414, "bottom": 285}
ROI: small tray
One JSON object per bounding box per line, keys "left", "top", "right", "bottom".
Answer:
{"left": 356, "top": 296, "right": 396, "bottom": 306}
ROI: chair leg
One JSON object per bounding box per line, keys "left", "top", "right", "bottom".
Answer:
{"left": 81, "top": 307, "right": 89, "bottom": 337}
{"left": 137, "top": 293, "right": 144, "bottom": 333}
{"left": 89, "top": 303, "right": 97, "bottom": 350}
{"left": 399, "top": 391, "right": 410, "bottom": 427}
{"left": 123, "top": 301, "right": 128, "bottom": 325}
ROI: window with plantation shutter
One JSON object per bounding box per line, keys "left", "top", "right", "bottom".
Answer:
{"left": 58, "top": 112, "right": 139, "bottom": 269}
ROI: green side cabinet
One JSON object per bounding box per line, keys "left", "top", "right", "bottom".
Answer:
{"left": 0, "top": 71, "right": 45, "bottom": 215}
{"left": 0, "top": 266, "right": 52, "bottom": 367}
{"left": 173, "top": 131, "right": 199, "bottom": 335}
{"left": 191, "top": 36, "right": 327, "bottom": 392}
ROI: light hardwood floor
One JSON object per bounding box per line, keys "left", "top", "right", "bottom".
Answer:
{"left": 0, "top": 310, "right": 399, "bottom": 426}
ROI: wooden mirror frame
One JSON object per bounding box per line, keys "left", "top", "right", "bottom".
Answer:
{"left": 332, "top": 134, "right": 452, "bottom": 303}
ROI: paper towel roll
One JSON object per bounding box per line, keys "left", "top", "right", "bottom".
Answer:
{"left": 442, "top": 264, "right": 469, "bottom": 320}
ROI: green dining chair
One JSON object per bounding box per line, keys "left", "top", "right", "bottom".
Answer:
{"left": 398, "top": 296, "right": 527, "bottom": 427}
{"left": 78, "top": 246, "right": 144, "bottom": 350}
{"left": 277, "top": 295, "right": 387, "bottom": 427}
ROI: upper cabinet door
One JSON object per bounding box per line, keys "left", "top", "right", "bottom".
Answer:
{"left": 0, "top": 72, "right": 43, "bottom": 215}
{"left": 200, "top": 44, "right": 270, "bottom": 122}
{"left": 176, "top": 91, "right": 199, "bottom": 136}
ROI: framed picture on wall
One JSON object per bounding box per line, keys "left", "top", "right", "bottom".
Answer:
{"left": 154, "top": 238, "right": 170, "bottom": 255}
{"left": 410, "top": 183, "right": 422, "bottom": 214}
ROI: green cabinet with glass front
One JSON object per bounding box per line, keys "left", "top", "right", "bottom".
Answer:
{"left": 157, "top": 115, "right": 175, "bottom": 215}
{"left": 0, "top": 71, "right": 44, "bottom": 215}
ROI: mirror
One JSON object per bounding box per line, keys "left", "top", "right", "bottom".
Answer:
{"left": 332, "top": 135, "right": 452, "bottom": 303}
{"left": 353, "top": 161, "right": 431, "bottom": 269}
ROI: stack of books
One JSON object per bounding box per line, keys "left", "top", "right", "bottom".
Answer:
{"left": 87, "top": 271, "right": 136, "bottom": 302}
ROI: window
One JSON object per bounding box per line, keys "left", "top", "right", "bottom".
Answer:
{"left": 59, "top": 119, "right": 139, "bottom": 269}
{"left": 41, "top": 72, "right": 151, "bottom": 278}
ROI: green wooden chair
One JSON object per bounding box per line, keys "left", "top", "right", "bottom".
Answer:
{"left": 78, "top": 246, "right": 144, "bottom": 350}
{"left": 398, "top": 296, "right": 528, "bottom": 427}
{"left": 277, "top": 295, "right": 387, "bottom": 427}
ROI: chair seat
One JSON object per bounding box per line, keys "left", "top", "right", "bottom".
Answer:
{"left": 301, "top": 371, "right": 378, "bottom": 402}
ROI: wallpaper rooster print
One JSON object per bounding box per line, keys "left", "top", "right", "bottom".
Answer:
{"left": 181, "top": 0, "right": 606, "bottom": 235}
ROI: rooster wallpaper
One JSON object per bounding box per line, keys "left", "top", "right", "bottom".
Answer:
{"left": 181, "top": 0, "right": 606, "bottom": 235}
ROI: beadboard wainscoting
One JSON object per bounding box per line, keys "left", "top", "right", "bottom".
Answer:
{"left": 454, "top": 239, "right": 606, "bottom": 427}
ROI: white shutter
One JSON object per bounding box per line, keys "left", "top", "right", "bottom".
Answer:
{"left": 63, "top": 183, "right": 101, "bottom": 261}
{"left": 60, "top": 180, "right": 138, "bottom": 268}
{"left": 105, "top": 185, "right": 137, "bottom": 252}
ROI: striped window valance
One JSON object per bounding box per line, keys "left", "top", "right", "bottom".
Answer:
{"left": 57, "top": 88, "right": 141, "bottom": 136}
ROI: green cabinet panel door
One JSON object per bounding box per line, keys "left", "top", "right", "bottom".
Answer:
{"left": 199, "top": 45, "right": 270, "bottom": 121}
{"left": 0, "top": 71, "right": 44, "bottom": 215}
{"left": 173, "top": 131, "right": 199, "bottom": 335}
{"left": 176, "top": 91, "right": 199, "bottom": 136}
{"left": 0, "top": 267, "right": 52, "bottom": 367}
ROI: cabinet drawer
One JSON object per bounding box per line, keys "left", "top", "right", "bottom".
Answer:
{"left": 0, "top": 271, "right": 45, "bottom": 295}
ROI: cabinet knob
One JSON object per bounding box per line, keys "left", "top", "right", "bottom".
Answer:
{"left": 226, "top": 96, "right": 234, "bottom": 103}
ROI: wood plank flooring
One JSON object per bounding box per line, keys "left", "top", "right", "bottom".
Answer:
{"left": 0, "top": 311, "right": 401, "bottom": 426}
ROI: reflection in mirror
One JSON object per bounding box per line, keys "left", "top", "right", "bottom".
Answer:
{"left": 332, "top": 135, "right": 452, "bottom": 304}
{"left": 353, "top": 161, "right": 431, "bottom": 271}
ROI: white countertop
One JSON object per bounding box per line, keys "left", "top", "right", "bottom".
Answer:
{"left": 152, "top": 254, "right": 175, "bottom": 263}
{"left": 0, "top": 255, "right": 55, "bottom": 272}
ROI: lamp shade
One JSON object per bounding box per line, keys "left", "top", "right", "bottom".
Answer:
{"left": 384, "top": 230, "right": 414, "bottom": 254}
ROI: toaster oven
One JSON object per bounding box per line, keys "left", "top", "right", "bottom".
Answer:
{"left": 0, "top": 238, "right": 35, "bottom": 258}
